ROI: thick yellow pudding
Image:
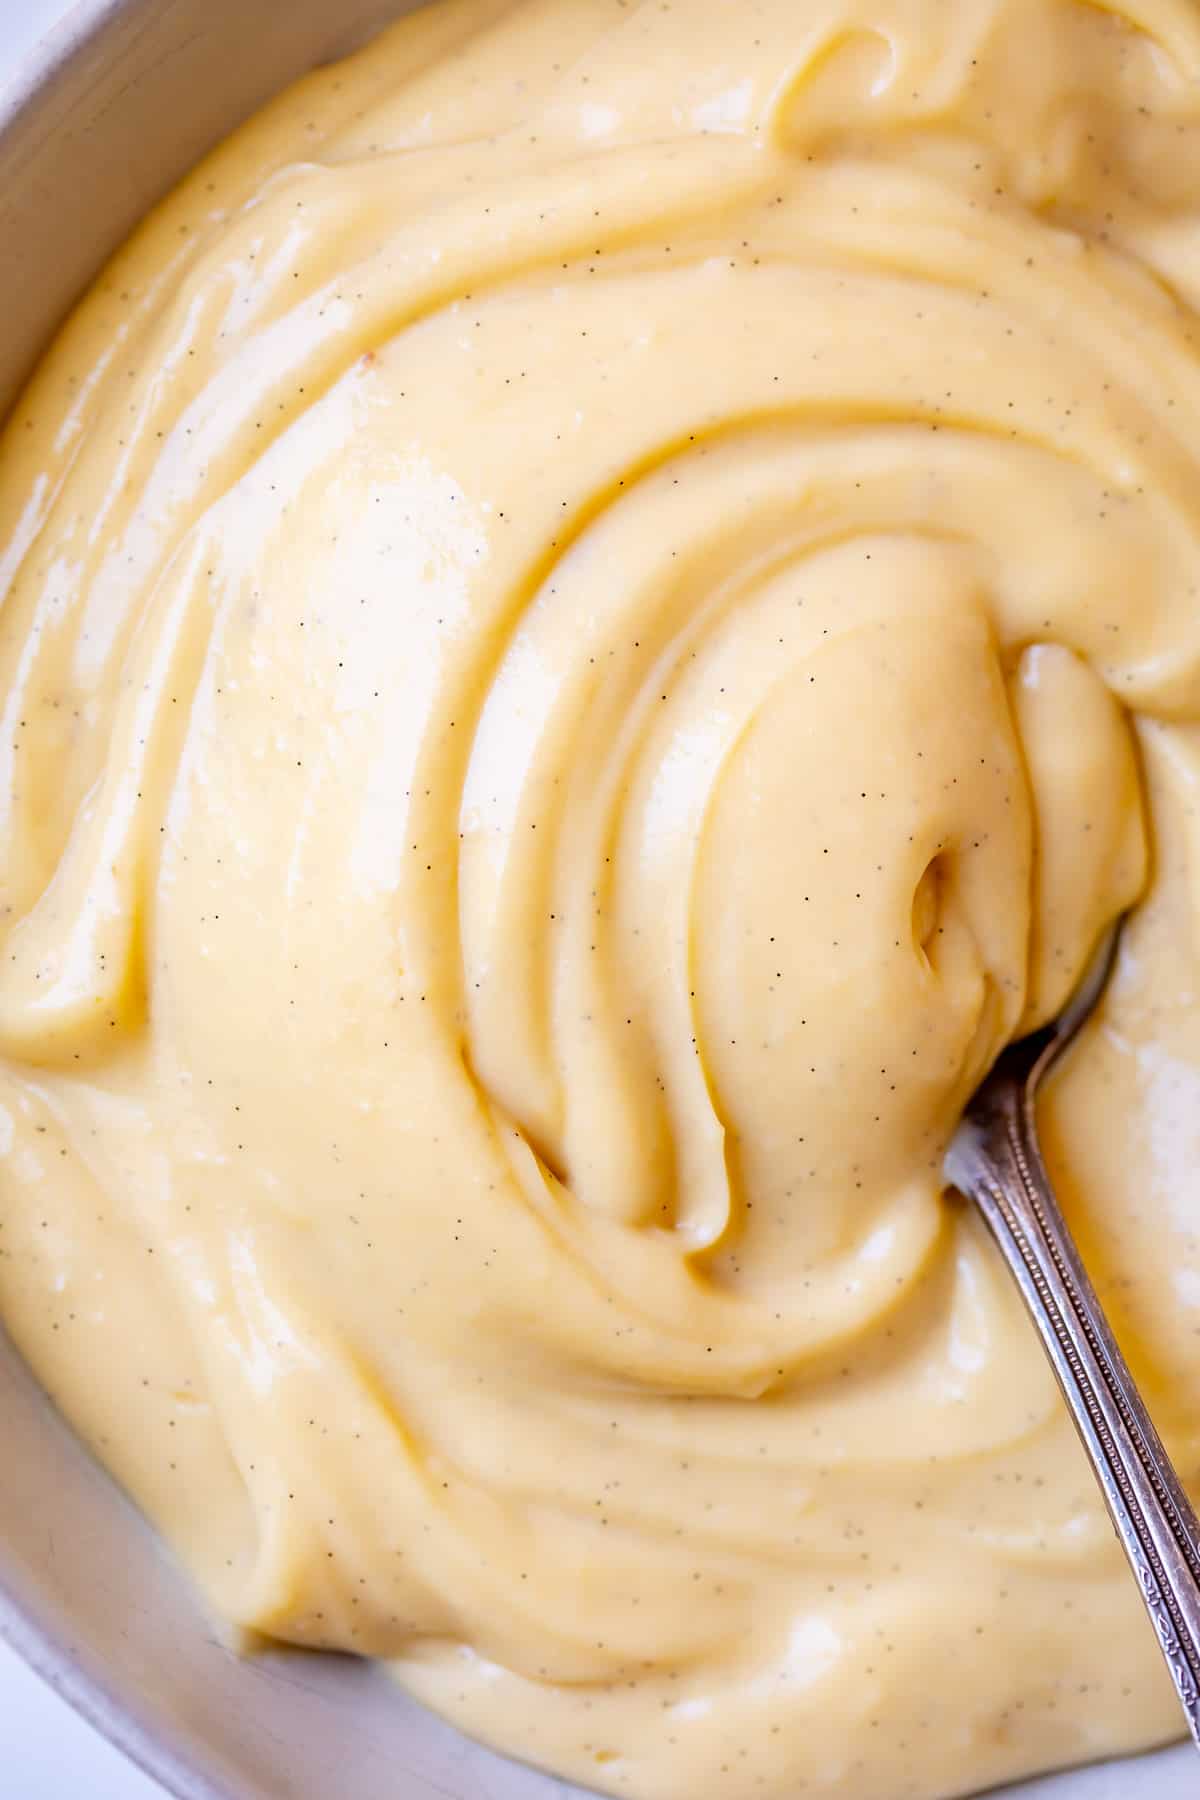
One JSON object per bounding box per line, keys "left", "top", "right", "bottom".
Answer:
{"left": 1, "top": 1, "right": 1199, "bottom": 1795}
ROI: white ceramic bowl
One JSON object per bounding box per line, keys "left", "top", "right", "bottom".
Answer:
{"left": 0, "top": 5, "right": 1193, "bottom": 1796}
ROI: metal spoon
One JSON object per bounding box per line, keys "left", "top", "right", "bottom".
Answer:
{"left": 945, "top": 921, "right": 1200, "bottom": 1749}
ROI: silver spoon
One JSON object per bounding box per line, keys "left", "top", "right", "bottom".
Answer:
{"left": 945, "top": 920, "right": 1200, "bottom": 1749}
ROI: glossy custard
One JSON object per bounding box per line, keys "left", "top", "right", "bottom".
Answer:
{"left": 1, "top": 2, "right": 1200, "bottom": 1796}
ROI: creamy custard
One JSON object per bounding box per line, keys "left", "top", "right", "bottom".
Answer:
{"left": 1, "top": 1, "right": 1200, "bottom": 1796}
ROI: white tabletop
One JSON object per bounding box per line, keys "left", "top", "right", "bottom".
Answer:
{"left": 0, "top": 4, "right": 161, "bottom": 1794}
{"left": 0, "top": 0, "right": 70, "bottom": 96}
{"left": 0, "top": 1641, "right": 164, "bottom": 1797}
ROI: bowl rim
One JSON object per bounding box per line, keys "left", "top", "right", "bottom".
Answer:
{"left": 0, "top": 0, "right": 120, "bottom": 148}
{"left": 0, "top": 1508, "right": 224, "bottom": 1800}
{"left": 0, "top": 12, "right": 234, "bottom": 1786}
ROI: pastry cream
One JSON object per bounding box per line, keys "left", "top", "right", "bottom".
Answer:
{"left": 1, "top": 1, "right": 1200, "bottom": 1795}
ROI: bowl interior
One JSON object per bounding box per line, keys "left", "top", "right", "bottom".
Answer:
{"left": 0, "top": 3, "right": 1192, "bottom": 1797}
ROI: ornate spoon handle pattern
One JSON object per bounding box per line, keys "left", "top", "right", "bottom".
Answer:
{"left": 947, "top": 934, "right": 1200, "bottom": 1750}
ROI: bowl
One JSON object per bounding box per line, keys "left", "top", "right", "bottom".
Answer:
{"left": 0, "top": 4, "right": 1193, "bottom": 1797}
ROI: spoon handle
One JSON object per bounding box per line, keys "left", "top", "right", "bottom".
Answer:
{"left": 947, "top": 1068, "right": 1200, "bottom": 1748}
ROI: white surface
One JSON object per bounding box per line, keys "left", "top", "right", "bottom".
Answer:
{"left": 0, "top": 1636, "right": 164, "bottom": 1797}
{"left": 0, "top": 4, "right": 161, "bottom": 1792}
{"left": 0, "top": 0, "right": 70, "bottom": 98}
